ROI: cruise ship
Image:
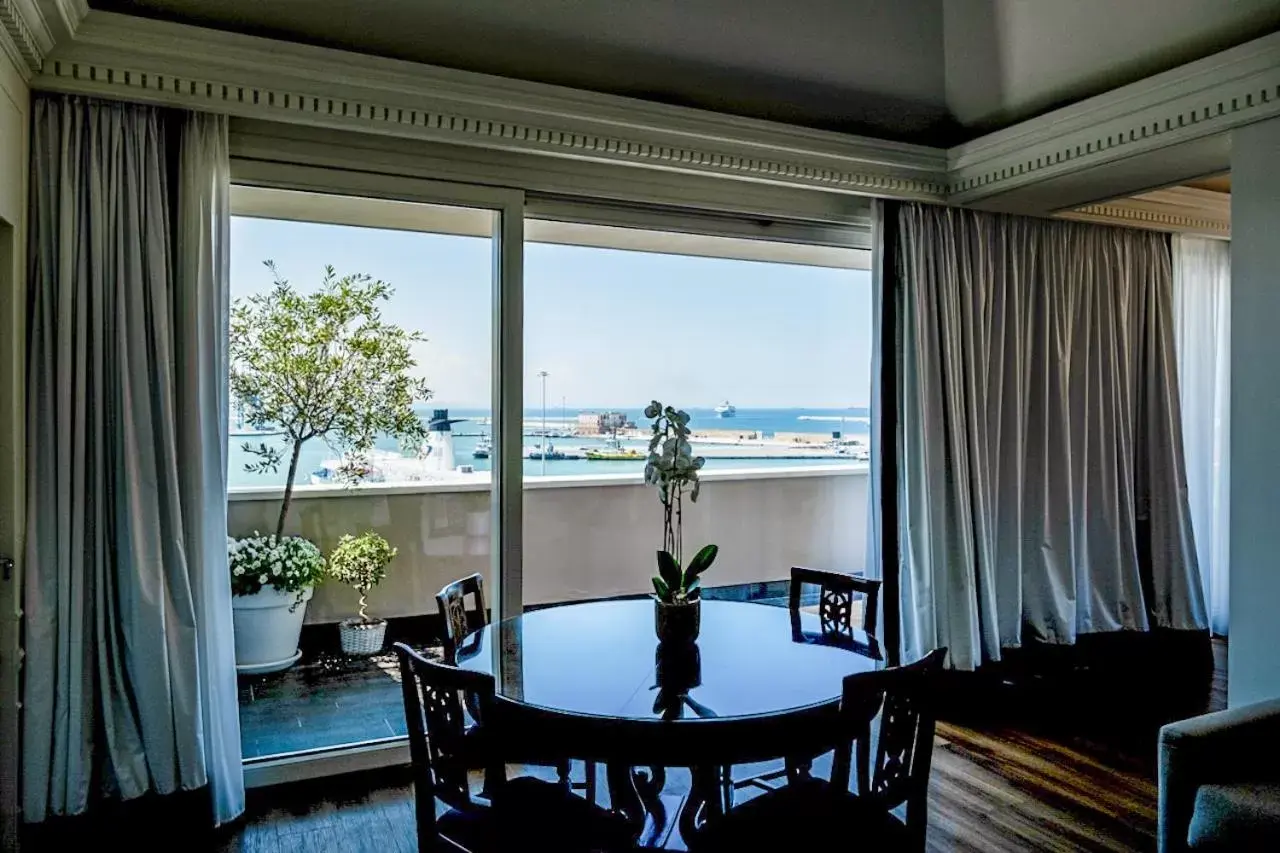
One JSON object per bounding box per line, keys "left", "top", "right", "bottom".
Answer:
{"left": 714, "top": 400, "right": 737, "bottom": 418}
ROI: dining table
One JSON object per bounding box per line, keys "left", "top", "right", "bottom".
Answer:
{"left": 454, "top": 597, "right": 882, "bottom": 844}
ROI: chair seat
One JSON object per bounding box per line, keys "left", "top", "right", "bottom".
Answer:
{"left": 1188, "top": 782, "right": 1280, "bottom": 851}
{"left": 691, "top": 779, "right": 909, "bottom": 850}
{"left": 438, "top": 776, "right": 633, "bottom": 852}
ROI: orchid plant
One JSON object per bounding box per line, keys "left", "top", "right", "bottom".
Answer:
{"left": 643, "top": 400, "right": 718, "bottom": 604}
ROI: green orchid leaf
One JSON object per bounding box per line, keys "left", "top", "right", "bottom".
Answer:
{"left": 652, "top": 575, "right": 671, "bottom": 601}
{"left": 685, "top": 544, "right": 719, "bottom": 579}
{"left": 656, "top": 549, "right": 682, "bottom": 591}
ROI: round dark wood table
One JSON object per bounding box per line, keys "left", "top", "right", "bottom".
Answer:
{"left": 454, "top": 598, "right": 882, "bottom": 842}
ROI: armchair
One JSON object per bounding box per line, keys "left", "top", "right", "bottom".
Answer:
{"left": 1159, "top": 698, "right": 1280, "bottom": 852}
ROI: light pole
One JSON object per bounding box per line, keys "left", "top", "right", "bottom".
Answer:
{"left": 538, "top": 370, "right": 549, "bottom": 475}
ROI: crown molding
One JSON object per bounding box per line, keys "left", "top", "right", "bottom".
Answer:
{"left": 1059, "top": 186, "right": 1230, "bottom": 239}
{"left": 949, "top": 31, "right": 1280, "bottom": 206}
{"left": 34, "top": 12, "right": 950, "bottom": 202}
{"left": 28, "top": 11, "right": 1275, "bottom": 215}
{"left": 0, "top": 0, "right": 84, "bottom": 78}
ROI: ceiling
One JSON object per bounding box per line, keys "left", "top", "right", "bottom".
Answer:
{"left": 94, "top": 0, "right": 1280, "bottom": 145}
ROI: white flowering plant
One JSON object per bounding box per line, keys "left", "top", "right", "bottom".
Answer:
{"left": 228, "top": 533, "right": 326, "bottom": 606}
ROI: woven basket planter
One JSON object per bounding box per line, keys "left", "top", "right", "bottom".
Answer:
{"left": 339, "top": 617, "right": 388, "bottom": 656}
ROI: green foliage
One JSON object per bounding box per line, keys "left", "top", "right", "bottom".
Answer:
{"left": 230, "top": 261, "right": 432, "bottom": 539}
{"left": 644, "top": 399, "right": 716, "bottom": 603}
{"left": 327, "top": 531, "right": 397, "bottom": 622}
{"left": 228, "top": 534, "right": 326, "bottom": 606}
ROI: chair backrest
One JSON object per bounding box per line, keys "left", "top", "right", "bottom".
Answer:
{"left": 394, "top": 642, "right": 496, "bottom": 834}
{"left": 842, "top": 648, "right": 947, "bottom": 848}
{"left": 789, "top": 566, "right": 882, "bottom": 638}
{"left": 436, "top": 573, "right": 488, "bottom": 663}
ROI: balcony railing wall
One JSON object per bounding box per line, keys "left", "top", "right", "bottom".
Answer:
{"left": 227, "top": 466, "right": 869, "bottom": 624}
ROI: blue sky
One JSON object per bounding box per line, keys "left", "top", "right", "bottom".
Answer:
{"left": 231, "top": 217, "right": 872, "bottom": 409}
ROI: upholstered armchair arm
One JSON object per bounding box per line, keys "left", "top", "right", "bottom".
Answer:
{"left": 1158, "top": 698, "right": 1280, "bottom": 853}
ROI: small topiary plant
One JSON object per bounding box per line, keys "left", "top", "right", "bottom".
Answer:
{"left": 328, "top": 531, "right": 397, "bottom": 625}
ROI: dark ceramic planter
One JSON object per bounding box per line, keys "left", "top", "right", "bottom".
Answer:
{"left": 654, "top": 597, "right": 701, "bottom": 645}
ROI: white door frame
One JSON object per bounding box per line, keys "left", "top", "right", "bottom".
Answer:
{"left": 0, "top": 216, "right": 23, "bottom": 849}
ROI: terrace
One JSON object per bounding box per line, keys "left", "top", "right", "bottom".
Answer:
{"left": 232, "top": 464, "right": 869, "bottom": 773}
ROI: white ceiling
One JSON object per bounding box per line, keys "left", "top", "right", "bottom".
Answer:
{"left": 94, "top": 0, "right": 1280, "bottom": 144}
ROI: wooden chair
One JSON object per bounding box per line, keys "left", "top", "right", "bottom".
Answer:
{"left": 435, "top": 574, "right": 596, "bottom": 803}
{"left": 436, "top": 573, "right": 488, "bottom": 665}
{"left": 726, "top": 566, "right": 884, "bottom": 802}
{"left": 789, "top": 565, "right": 882, "bottom": 638}
{"left": 693, "top": 648, "right": 948, "bottom": 853}
{"left": 394, "top": 643, "right": 633, "bottom": 852}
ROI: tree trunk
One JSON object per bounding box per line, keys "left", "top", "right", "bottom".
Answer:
{"left": 275, "top": 439, "right": 305, "bottom": 540}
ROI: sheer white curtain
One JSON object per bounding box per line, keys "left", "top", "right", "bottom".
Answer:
{"left": 24, "top": 96, "right": 242, "bottom": 824}
{"left": 891, "top": 204, "right": 1207, "bottom": 670}
{"left": 1173, "top": 235, "right": 1231, "bottom": 636}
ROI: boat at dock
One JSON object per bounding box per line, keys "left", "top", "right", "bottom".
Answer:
{"left": 584, "top": 434, "right": 645, "bottom": 461}
{"left": 473, "top": 435, "right": 492, "bottom": 459}
{"left": 524, "top": 442, "right": 581, "bottom": 461}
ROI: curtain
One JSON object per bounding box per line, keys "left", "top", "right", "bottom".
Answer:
{"left": 1172, "top": 235, "right": 1230, "bottom": 637}
{"left": 23, "top": 96, "right": 242, "bottom": 824}
{"left": 866, "top": 199, "right": 901, "bottom": 663}
{"left": 893, "top": 203, "right": 1208, "bottom": 670}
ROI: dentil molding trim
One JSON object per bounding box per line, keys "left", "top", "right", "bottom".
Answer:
{"left": 34, "top": 12, "right": 950, "bottom": 203}
{"left": 950, "top": 31, "right": 1280, "bottom": 204}
{"left": 1058, "top": 186, "right": 1230, "bottom": 239}
{"left": 0, "top": 0, "right": 85, "bottom": 78}
{"left": 25, "top": 10, "right": 1274, "bottom": 214}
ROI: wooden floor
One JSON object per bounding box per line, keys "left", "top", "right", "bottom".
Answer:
{"left": 26, "top": 638, "right": 1222, "bottom": 852}
{"left": 199, "top": 639, "right": 1226, "bottom": 853}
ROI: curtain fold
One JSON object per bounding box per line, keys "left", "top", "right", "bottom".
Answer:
{"left": 893, "top": 204, "right": 1208, "bottom": 670}
{"left": 1172, "top": 235, "right": 1231, "bottom": 637}
{"left": 176, "top": 112, "right": 243, "bottom": 825}
{"left": 24, "top": 95, "right": 241, "bottom": 824}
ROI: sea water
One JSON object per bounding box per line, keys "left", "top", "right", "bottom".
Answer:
{"left": 227, "top": 406, "right": 870, "bottom": 489}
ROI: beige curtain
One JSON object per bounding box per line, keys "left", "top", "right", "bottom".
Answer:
{"left": 24, "top": 95, "right": 242, "bottom": 824}
{"left": 893, "top": 204, "right": 1208, "bottom": 670}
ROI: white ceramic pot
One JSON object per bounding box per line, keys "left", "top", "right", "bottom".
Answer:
{"left": 232, "top": 586, "right": 314, "bottom": 674}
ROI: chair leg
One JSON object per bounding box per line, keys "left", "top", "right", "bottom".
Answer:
{"left": 557, "top": 759, "right": 572, "bottom": 790}
{"left": 720, "top": 766, "right": 734, "bottom": 810}
{"left": 585, "top": 760, "right": 598, "bottom": 804}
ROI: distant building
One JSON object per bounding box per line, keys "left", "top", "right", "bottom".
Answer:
{"left": 576, "top": 410, "right": 635, "bottom": 435}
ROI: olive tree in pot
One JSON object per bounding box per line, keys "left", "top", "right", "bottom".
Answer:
{"left": 329, "top": 532, "right": 396, "bottom": 655}
{"left": 228, "top": 261, "right": 430, "bottom": 673}
{"left": 644, "top": 400, "right": 718, "bottom": 645}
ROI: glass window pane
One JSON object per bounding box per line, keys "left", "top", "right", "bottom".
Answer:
{"left": 521, "top": 221, "right": 872, "bottom": 608}
{"left": 228, "top": 190, "right": 495, "bottom": 761}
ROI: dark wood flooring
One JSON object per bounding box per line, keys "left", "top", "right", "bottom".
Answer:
{"left": 198, "top": 639, "right": 1226, "bottom": 853}
{"left": 25, "top": 637, "right": 1222, "bottom": 852}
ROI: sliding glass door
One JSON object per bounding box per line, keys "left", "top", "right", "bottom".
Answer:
{"left": 226, "top": 164, "right": 523, "bottom": 776}
{"left": 222, "top": 161, "right": 871, "bottom": 781}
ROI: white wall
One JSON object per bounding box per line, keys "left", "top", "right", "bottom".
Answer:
{"left": 1228, "top": 115, "right": 1280, "bottom": 708}
{"left": 0, "top": 43, "right": 26, "bottom": 852}
{"left": 227, "top": 468, "right": 869, "bottom": 625}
